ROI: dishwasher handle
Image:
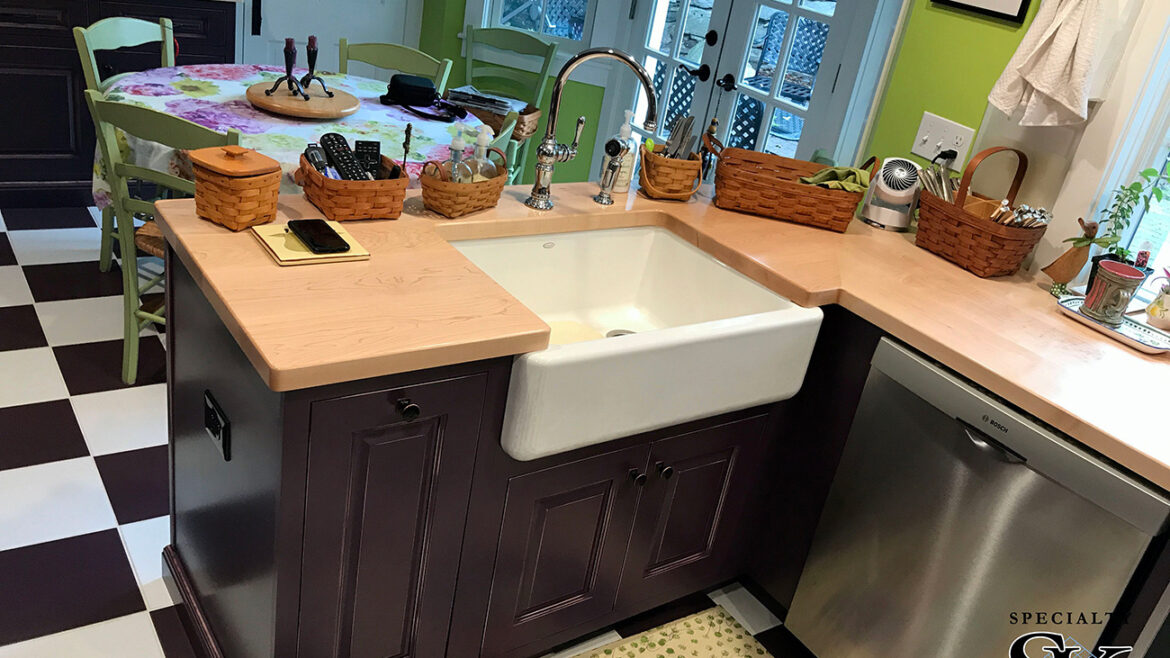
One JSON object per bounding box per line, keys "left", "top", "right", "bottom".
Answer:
{"left": 962, "top": 423, "right": 1026, "bottom": 464}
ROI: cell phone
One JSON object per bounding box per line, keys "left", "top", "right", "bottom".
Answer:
{"left": 287, "top": 219, "right": 350, "bottom": 254}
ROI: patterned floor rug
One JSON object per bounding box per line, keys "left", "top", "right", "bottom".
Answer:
{"left": 583, "top": 606, "right": 772, "bottom": 657}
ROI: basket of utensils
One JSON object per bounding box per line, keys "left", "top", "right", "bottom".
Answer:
{"left": 639, "top": 143, "right": 702, "bottom": 201}
{"left": 295, "top": 154, "right": 408, "bottom": 220}
{"left": 420, "top": 147, "right": 508, "bottom": 218}
{"left": 916, "top": 146, "right": 1048, "bottom": 278}
{"left": 703, "top": 134, "right": 876, "bottom": 233}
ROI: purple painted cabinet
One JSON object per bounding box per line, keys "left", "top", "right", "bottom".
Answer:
{"left": 481, "top": 445, "right": 649, "bottom": 656}
{"left": 620, "top": 413, "right": 771, "bottom": 609}
{"left": 297, "top": 374, "right": 489, "bottom": 658}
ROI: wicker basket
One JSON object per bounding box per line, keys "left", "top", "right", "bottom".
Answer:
{"left": 703, "top": 134, "right": 874, "bottom": 233}
{"left": 295, "top": 154, "right": 408, "bottom": 221}
{"left": 419, "top": 148, "right": 508, "bottom": 218}
{"left": 190, "top": 146, "right": 281, "bottom": 232}
{"left": 467, "top": 105, "right": 541, "bottom": 142}
{"left": 916, "top": 146, "right": 1046, "bottom": 278}
{"left": 639, "top": 144, "right": 702, "bottom": 201}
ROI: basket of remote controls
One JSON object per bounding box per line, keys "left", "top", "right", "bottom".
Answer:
{"left": 419, "top": 148, "right": 508, "bottom": 219}
{"left": 296, "top": 154, "right": 408, "bottom": 221}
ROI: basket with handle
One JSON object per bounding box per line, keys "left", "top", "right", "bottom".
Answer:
{"left": 703, "top": 134, "right": 876, "bottom": 233}
{"left": 916, "top": 146, "right": 1045, "bottom": 278}
{"left": 467, "top": 105, "right": 541, "bottom": 142}
{"left": 419, "top": 147, "right": 508, "bottom": 218}
{"left": 295, "top": 154, "right": 408, "bottom": 221}
{"left": 639, "top": 144, "right": 702, "bottom": 201}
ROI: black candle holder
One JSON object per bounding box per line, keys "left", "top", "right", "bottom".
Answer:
{"left": 265, "top": 37, "right": 310, "bottom": 101}
{"left": 298, "top": 35, "right": 334, "bottom": 98}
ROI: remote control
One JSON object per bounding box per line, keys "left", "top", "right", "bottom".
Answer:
{"left": 354, "top": 140, "right": 381, "bottom": 177}
{"left": 304, "top": 143, "right": 329, "bottom": 172}
{"left": 319, "top": 133, "right": 373, "bottom": 181}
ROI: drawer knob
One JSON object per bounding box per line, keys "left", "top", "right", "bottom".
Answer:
{"left": 396, "top": 398, "right": 421, "bottom": 421}
{"left": 628, "top": 468, "right": 647, "bottom": 486}
{"left": 655, "top": 461, "right": 674, "bottom": 480}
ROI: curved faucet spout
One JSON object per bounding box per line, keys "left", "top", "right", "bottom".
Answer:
{"left": 544, "top": 48, "right": 658, "bottom": 140}
{"left": 525, "top": 47, "right": 659, "bottom": 211}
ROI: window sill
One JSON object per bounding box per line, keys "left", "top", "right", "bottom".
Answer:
{"left": 458, "top": 32, "right": 613, "bottom": 88}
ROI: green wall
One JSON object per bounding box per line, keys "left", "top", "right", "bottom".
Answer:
{"left": 864, "top": 0, "right": 1040, "bottom": 167}
{"left": 420, "top": 1, "right": 606, "bottom": 184}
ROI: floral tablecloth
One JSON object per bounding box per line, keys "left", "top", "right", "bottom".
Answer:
{"left": 93, "top": 64, "right": 480, "bottom": 208}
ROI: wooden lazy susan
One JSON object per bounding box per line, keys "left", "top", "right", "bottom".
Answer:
{"left": 246, "top": 82, "right": 360, "bottom": 120}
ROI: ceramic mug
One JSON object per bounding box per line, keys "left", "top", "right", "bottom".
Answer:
{"left": 1147, "top": 277, "right": 1170, "bottom": 330}
{"left": 1081, "top": 260, "right": 1147, "bottom": 326}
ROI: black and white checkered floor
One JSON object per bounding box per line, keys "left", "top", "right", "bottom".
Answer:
{"left": 0, "top": 207, "right": 200, "bottom": 656}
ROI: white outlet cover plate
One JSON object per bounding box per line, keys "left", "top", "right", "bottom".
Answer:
{"left": 911, "top": 111, "right": 975, "bottom": 167}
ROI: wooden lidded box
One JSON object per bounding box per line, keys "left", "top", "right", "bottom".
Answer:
{"left": 190, "top": 145, "right": 282, "bottom": 231}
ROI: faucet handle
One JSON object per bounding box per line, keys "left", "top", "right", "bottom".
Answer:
{"left": 571, "top": 116, "right": 586, "bottom": 150}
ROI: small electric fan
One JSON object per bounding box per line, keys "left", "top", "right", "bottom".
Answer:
{"left": 858, "top": 158, "right": 921, "bottom": 231}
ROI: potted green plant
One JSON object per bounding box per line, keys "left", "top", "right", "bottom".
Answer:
{"left": 1072, "top": 163, "right": 1168, "bottom": 290}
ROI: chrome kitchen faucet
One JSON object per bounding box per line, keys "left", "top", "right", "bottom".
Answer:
{"left": 524, "top": 48, "right": 658, "bottom": 211}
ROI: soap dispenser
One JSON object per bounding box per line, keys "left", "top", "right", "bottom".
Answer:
{"left": 437, "top": 123, "right": 473, "bottom": 183}
{"left": 607, "top": 109, "right": 637, "bottom": 193}
{"left": 467, "top": 124, "right": 500, "bottom": 182}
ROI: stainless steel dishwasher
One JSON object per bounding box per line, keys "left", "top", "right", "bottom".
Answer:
{"left": 786, "top": 339, "right": 1170, "bottom": 657}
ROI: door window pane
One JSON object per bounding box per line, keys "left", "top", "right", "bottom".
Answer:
{"left": 727, "top": 94, "right": 764, "bottom": 150}
{"left": 646, "top": 0, "right": 683, "bottom": 54}
{"left": 742, "top": 6, "right": 789, "bottom": 94}
{"left": 679, "top": 0, "right": 713, "bottom": 65}
{"left": 799, "top": 0, "right": 836, "bottom": 17}
{"left": 763, "top": 107, "right": 803, "bottom": 158}
{"left": 778, "top": 16, "right": 829, "bottom": 109}
{"left": 663, "top": 68, "right": 697, "bottom": 137}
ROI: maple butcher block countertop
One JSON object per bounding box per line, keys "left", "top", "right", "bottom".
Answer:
{"left": 155, "top": 183, "right": 1170, "bottom": 490}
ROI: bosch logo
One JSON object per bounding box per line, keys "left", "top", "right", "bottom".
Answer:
{"left": 982, "top": 415, "right": 1009, "bottom": 433}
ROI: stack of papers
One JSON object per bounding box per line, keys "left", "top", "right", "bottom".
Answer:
{"left": 447, "top": 85, "right": 529, "bottom": 114}
{"left": 251, "top": 222, "right": 370, "bottom": 266}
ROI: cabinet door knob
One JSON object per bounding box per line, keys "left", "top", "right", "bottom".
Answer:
{"left": 396, "top": 398, "right": 421, "bottom": 421}
{"left": 655, "top": 461, "right": 674, "bottom": 480}
{"left": 628, "top": 468, "right": 647, "bottom": 486}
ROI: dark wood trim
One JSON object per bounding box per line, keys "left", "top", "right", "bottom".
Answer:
{"left": 162, "top": 545, "right": 225, "bottom": 658}
{"left": 931, "top": 0, "right": 1031, "bottom": 24}
{"left": 0, "top": 183, "right": 93, "bottom": 208}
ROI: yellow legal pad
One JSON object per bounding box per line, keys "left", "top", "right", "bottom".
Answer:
{"left": 251, "top": 221, "right": 370, "bottom": 266}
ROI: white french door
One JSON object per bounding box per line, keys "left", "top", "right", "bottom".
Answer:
{"left": 614, "top": 0, "right": 878, "bottom": 163}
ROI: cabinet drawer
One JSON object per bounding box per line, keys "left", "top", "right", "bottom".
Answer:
{"left": 0, "top": 0, "right": 90, "bottom": 50}
{"left": 98, "top": 0, "right": 234, "bottom": 56}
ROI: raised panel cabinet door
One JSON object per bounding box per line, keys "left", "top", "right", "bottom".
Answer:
{"left": 619, "top": 413, "right": 771, "bottom": 608}
{"left": 298, "top": 374, "right": 489, "bottom": 658}
{"left": 482, "top": 445, "right": 650, "bottom": 656}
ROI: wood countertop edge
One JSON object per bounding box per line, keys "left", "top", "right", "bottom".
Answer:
{"left": 154, "top": 187, "right": 1170, "bottom": 490}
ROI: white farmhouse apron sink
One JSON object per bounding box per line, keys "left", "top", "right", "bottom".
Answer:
{"left": 452, "top": 225, "right": 823, "bottom": 461}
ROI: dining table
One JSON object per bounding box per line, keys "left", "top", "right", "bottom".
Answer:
{"left": 91, "top": 63, "right": 482, "bottom": 209}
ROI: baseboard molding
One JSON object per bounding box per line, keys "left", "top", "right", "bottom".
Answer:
{"left": 162, "top": 545, "right": 225, "bottom": 658}
{"left": 0, "top": 183, "right": 93, "bottom": 208}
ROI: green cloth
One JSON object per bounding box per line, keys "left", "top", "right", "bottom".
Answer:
{"left": 800, "top": 165, "right": 871, "bottom": 193}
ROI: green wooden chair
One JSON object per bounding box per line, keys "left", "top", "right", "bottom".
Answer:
{"left": 339, "top": 39, "right": 453, "bottom": 94}
{"left": 75, "top": 17, "right": 176, "bottom": 275}
{"left": 83, "top": 89, "right": 240, "bottom": 385}
{"left": 464, "top": 26, "right": 558, "bottom": 184}
{"left": 74, "top": 17, "right": 175, "bottom": 93}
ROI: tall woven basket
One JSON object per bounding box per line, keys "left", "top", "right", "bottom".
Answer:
{"left": 916, "top": 146, "right": 1046, "bottom": 278}
{"left": 639, "top": 144, "right": 702, "bottom": 201}
{"left": 295, "top": 155, "right": 408, "bottom": 220}
{"left": 419, "top": 148, "right": 508, "bottom": 218}
{"left": 703, "top": 134, "right": 875, "bottom": 233}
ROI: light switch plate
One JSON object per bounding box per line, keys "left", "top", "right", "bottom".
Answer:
{"left": 911, "top": 111, "right": 975, "bottom": 167}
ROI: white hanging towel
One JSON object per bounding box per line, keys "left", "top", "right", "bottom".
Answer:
{"left": 989, "top": 0, "right": 1105, "bottom": 126}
